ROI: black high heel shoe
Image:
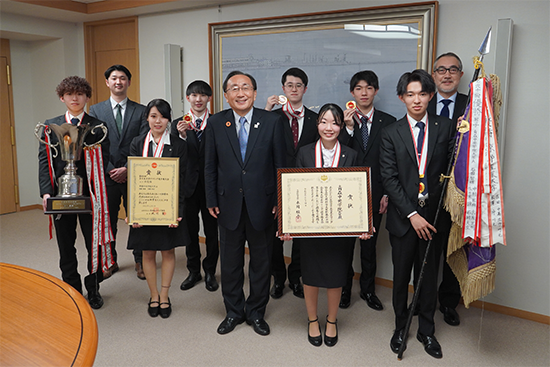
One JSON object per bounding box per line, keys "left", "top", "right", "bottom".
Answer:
{"left": 159, "top": 298, "right": 172, "bottom": 318}
{"left": 324, "top": 316, "right": 338, "bottom": 347}
{"left": 148, "top": 298, "right": 160, "bottom": 317}
{"left": 308, "top": 317, "right": 322, "bottom": 347}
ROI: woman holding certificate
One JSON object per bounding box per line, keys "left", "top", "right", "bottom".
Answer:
{"left": 281, "top": 103, "right": 372, "bottom": 347}
{"left": 127, "top": 99, "right": 187, "bottom": 319}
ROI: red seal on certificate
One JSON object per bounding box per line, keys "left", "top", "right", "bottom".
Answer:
{"left": 346, "top": 101, "right": 356, "bottom": 109}
{"left": 278, "top": 95, "right": 288, "bottom": 105}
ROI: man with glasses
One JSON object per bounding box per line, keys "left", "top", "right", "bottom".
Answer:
{"left": 264, "top": 67, "right": 318, "bottom": 299}
{"left": 205, "top": 71, "right": 286, "bottom": 336}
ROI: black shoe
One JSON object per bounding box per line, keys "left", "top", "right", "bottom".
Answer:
{"left": 247, "top": 318, "right": 270, "bottom": 336}
{"left": 205, "top": 273, "right": 219, "bottom": 292}
{"left": 408, "top": 302, "right": 420, "bottom": 316}
{"left": 270, "top": 283, "right": 284, "bottom": 299}
{"left": 324, "top": 316, "right": 338, "bottom": 347}
{"left": 440, "top": 305, "right": 460, "bottom": 326}
{"left": 159, "top": 298, "right": 172, "bottom": 318}
{"left": 360, "top": 292, "right": 383, "bottom": 311}
{"left": 417, "top": 333, "right": 443, "bottom": 359}
{"left": 217, "top": 317, "right": 244, "bottom": 335}
{"left": 180, "top": 272, "right": 202, "bottom": 290}
{"left": 87, "top": 289, "right": 104, "bottom": 309}
{"left": 390, "top": 329, "right": 406, "bottom": 354}
{"left": 289, "top": 282, "right": 304, "bottom": 298}
{"left": 339, "top": 289, "right": 351, "bottom": 309}
{"left": 148, "top": 298, "right": 160, "bottom": 317}
{"left": 307, "top": 318, "right": 322, "bottom": 347}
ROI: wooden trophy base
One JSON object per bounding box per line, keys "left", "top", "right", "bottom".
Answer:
{"left": 44, "top": 196, "right": 92, "bottom": 215}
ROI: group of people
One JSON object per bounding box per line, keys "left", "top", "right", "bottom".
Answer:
{"left": 39, "top": 52, "right": 467, "bottom": 358}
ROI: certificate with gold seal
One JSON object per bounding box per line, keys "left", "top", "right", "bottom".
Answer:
{"left": 277, "top": 167, "right": 373, "bottom": 237}
{"left": 128, "top": 157, "right": 179, "bottom": 226}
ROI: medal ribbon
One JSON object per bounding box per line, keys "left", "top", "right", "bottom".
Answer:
{"left": 142, "top": 129, "right": 169, "bottom": 157}
{"left": 282, "top": 102, "right": 304, "bottom": 120}
{"left": 406, "top": 116, "right": 428, "bottom": 181}
{"left": 187, "top": 109, "right": 209, "bottom": 131}
{"left": 44, "top": 128, "right": 55, "bottom": 240}
{"left": 315, "top": 140, "right": 341, "bottom": 168}
{"left": 65, "top": 111, "right": 82, "bottom": 126}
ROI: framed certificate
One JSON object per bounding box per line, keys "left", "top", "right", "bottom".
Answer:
{"left": 277, "top": 167, "right": 373, "bottom": 237}
{"left": 127, "top": 157, "right": 179, "bottom": 226}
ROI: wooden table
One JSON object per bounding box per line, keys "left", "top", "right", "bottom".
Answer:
{"left": 0, "top": 263, "right": 98, "bottom": 366}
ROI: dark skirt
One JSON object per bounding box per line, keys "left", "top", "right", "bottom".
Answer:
{"left": 127, "top": 221, "right": 189, "bottom": 251}
{"left": 300, "top": 237, "right": 355, "bottom": 288}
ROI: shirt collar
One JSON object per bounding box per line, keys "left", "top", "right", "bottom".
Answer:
{"left": 110, "top": 97, "right": 128, "bottom": 109}
{"left": 436, "top": 92, "right": 457, "bottom": 104}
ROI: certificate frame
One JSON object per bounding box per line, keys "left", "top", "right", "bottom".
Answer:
{"left": 127, "top": 157, "right": 179, "bottom": 226}
{"left": 277, "top": 167, "right": 373, "bottom": 237}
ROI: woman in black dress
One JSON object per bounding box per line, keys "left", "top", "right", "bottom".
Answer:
{"left": 127, "top": 99, "right": 187, "bottom": 318}
{"left": 282, "top": 103, "right": 372, "bottom": 347}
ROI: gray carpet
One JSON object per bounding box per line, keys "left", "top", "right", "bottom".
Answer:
{"left": 1, "top": 209, "right": 548, "bottom": 366}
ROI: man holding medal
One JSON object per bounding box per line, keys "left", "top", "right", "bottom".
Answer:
{"left": 380, "top": 69, "right": 455, "bottom": 359}
{"left": 172, "top": 80, "right": 219, "bottom": 293}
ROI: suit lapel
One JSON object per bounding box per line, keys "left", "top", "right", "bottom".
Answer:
{"left": 396, "top": 117, "right": 417, "bottom": 164}
{"left": 365, "top": 110, "right": 382, "bottom": 156}
{"left": 102, "top": 100, "right": 120, "bottom": 141}
{"left": 426, "top": 114, "right": 440, "bottom": 166}
{"left": 121, "top": 100, "right": 136, "bottom": 140}
{"left": 222, "top": 110, "right": 241, "bottom": 165}
{"left": 244, "top": 108, "right": 261, "bottom": 165}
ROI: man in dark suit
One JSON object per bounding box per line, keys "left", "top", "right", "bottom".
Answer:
{"left": 172, "top": 80, "right": 219, "bottom": 293}
{"left": 89, "top": 65, "right": 148, "bottom": 279}
{"left": 205, "top": 71, "right": 286, "bottom": 336}
{"left": 39, "top": 76, "right": 109, "bottom": 309}
{"left": 338, "top": 70, "right": 396, "bottom": 310}
{"left": 264, "top": 67, "right": 318, "bottom": 299}
{"left": 380, "top": 69, "right": 455, "bottom": 359}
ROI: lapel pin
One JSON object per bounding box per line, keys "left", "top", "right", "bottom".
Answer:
{"left": 226, "top": 121, "right": 231, "bottom": 127}
{"left": 254, "top": 122, "right": 260, "bottom": 129}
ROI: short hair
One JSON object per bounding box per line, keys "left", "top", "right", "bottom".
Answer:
{"left": 317, "top": 103, "right": 345, "bottom": 128}
{"left": 434, "top": 52, "right": 463, "bottom": 71}
{"left": 281, "top": 67, "right": 309, "bottom": 86}
{"left": 144, "top": 98, "right": 172, "bottom": 122}
{"left": 396, "top": 69, "right": 436, "bottom": 96}
{"left": 104, "top": 64, "right": 132, "bottom": 80}
{"left": 186, "top": 80, "right": 212, "bottom": 96}
{"left": 223, "top": 71, "right": 257, "bottom": 92}
{"left": 55, "top": 76, "right": 92, "bottom": 98}
{"left": 349, "top": 70, "right": 379, "bottom": 91}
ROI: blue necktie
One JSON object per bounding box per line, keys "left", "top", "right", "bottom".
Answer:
{"left": 195, "top": 118, "right": 203, "bottom": 142}
{"left": 71, "top": 117, "right": 79, "bottom": 125}
{"left": 238, "top": 116, "right": 248, "bottom": 162}
{"left": 416, "top": 121, "right": 427, "bottom": 195}
{"left": 440, "top": 99, "right": 452, "bottom": 118}
{"left": 360, "top": 116, "right": 369, "bottom": 150}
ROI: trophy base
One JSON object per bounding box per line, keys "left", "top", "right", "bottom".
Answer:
{"left": 45, "top": 196, "right": 92, "bottom": 215}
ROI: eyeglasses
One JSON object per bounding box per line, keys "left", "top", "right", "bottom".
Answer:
{"left": 283, "top": 83, "right": 304, "bottom": 90}
{"left": 434, "top": 66, "right": 461, "bottom": 75}
{"left": 226, "top": 84, "right": 253, "bottom": 94}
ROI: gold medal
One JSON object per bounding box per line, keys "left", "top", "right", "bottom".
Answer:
{"left": 346, "top": 100, "right": 356, "bottom": 109}
{"left": 278, "top": 95, "right": 287, "bottom": 105}
{"left": 419, "top": 182, "right": 425, "bottom": 193}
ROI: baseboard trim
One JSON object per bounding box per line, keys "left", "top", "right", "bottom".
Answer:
{"left": 20, "top": 204, "right": 42, "bottom": 211}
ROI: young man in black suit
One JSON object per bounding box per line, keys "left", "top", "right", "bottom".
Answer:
{"left": 380, "top": 69, "right": 455, "bottom": 359}
{"left": 89, "top": 65, "right": 148, "bottom": 279}
{"left": 264, "top": 67, "right": 318, "bottom": 299}
{"left": 38, "top": 76, "right": 110, "bottom": 309}
{"left": 205, "top": 71, "right": 286, "bottom": 336}
{"left": 338, "top": 70, "right": 396, "bottom": 310}
{"left": 172, "top": 80, "right": 219, "bottom": 293}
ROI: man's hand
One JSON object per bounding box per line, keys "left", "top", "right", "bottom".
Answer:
{"left": 343, "top": 108, "right": 356, "bottom": 130}
{"left": 265, "top": 95, "right": 280, "bottom": 111}
{"left": 208, "top": 207, "right": 220, "bottom": 219}
{"left": 42, "top": 194, "right": 50, "bottom": 212}
{"left": 359, "top": 226, "right": 376, "bottom": 240}
{"left": 379, "top": 195, "right": 388, "bottom": 214}
{"left": 109, "top": 167, "right": 127, "bottom": 183}
{"left": 410, "top": 213, "right": 437, "bottom": 241}
{"left": 176, "top": 120, "right": 190, "bottom": 139}
{"left": 169, "top": 217, "right": 182, "bottom": 228}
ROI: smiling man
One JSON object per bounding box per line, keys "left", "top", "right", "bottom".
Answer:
{"left": 428, "top": 52, "right": 467, "bottom": 122}
{"left": 204, "top": 71, "right": 286, "bottom": 336}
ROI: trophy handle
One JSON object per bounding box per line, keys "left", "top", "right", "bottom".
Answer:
{"left": 84, "top": 123, "right": 108, "bottom": 147}
{"left": 34, "top": 122, "right": 59, "bottom": 158}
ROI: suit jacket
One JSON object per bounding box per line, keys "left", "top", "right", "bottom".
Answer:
{"left": 339, "top": 109, "right": 396, "bottom": 210}
{"left": 89, "top": 99, "right": 148, "bottom": 184}
{"left": 129, "top": 133, "right": 187, "bottom": 217}
{"left": 296, "top": 141, "right": 357, "bottom": 169}
{"left": 380, "top": 113, "right": 455, "bottom": 237}
{"left": 273, "top": 107, "right": 318, "bottom": 168}
{"left": 428, "top": 92, "right": 468, "bottom": 123}
{"left": 38, "top": 113, "right": 110, "bottom": 198}
{"left": 204, "top": 107, "right": 286, "bottom": 232}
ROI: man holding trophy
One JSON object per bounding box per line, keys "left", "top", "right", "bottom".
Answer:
{"left": 37, "top": 76, "right": 110, "bottom": 309}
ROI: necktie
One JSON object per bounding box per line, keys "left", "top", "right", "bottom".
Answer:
{"left": 291, "top": 116, "right": 299, "bottom": 148}
{"left": 440, "top": 99, "right": 452, "bottom": 118}
{"left": 416, "top": 121, "right": 425, "bottom": 157}
{"left": 360, "top": 116, "right": 369, "bottom": 150}
{"left": 71, "top": 117, "right": 79, "bottom": 125}
{"left": 238, "top": 116, "right": 248, "bottom": 162}
{"left": 195, "top": 118, "right": 203, "bottom": 142}
{"left": 115, "top": 104, "right": 123, "bottom": 133}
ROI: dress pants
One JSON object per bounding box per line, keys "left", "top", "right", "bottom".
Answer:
{"left": 184, "top": 183, "right": 219, "bottom": 275}
{"left": 54, "top": 213, "right": 103, "bottom": 294}
{"left": 219, "top": 200, "right": 273, "bottom": 321}
{"left": 271, "top": 235, "right": 301, "bottom": 285}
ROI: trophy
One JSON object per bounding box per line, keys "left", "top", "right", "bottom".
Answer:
{"left": 34, "top": 122, "right": 107, "bottom": 214}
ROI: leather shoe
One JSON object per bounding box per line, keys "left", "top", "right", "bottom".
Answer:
{"left": 148, "top": 298, "right": 160, "bottom": 317}
{"left": 390, "top": 329, "right": 406, "bottom": 354}
{"left": 307, "top": 318, "right": 322, "bottom": 347}
{"left": 180, "top": 272, "right": 202, "bottom": 290}
{"left": 217, "top": 317, "right": 244, "bottom": 335}
{"left": 87, "top": 289, "right": 104, "bottom": 309}
{"left": 270, "top": 283, "right": 284, "bottom": 299}
{"left": 440, "top": 305, "right": 460, "bottom": 326}
{"left": 339, "top": 289, "right": 351, "bottom": 309}
{"left": 289, "top": 282, "right": 304, "bottom": 298}
{"left": 360, "top": 292, "right": 383, "bottom": 311}
{"left": 159, "top": 298, "right": 172, "bottom": 319}
{"left": 417, "top": 333, "right": 443, "bottom": 359}
{"left": 247, "top": 318, "right": 270, "bottom": 336}
{"left": 324, "top": 316, "right": 338, "bottom": 347}
{"left": 110, "top": 262, "right": 119, "bottom": 274}
{"left": 135, "top": 263, "right": 145, "bottom": 280}
{"left": 205, "top": 273, "right": 219, "bottom": 292}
